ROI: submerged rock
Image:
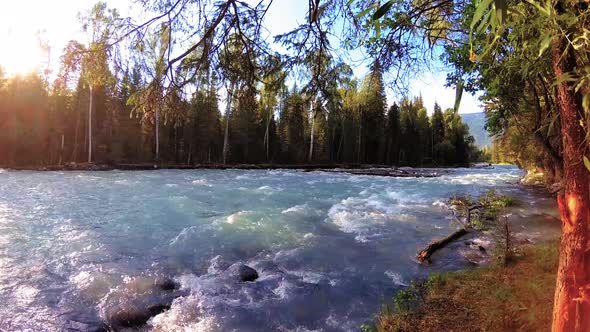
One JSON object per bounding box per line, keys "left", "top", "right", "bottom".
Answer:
{"left": 155, "top": 277, "right": 179, "bottom": 291}
{"left": 237, "top": 265, "right": 259, "bottom": 282}
{"left": 107, "top": 304, "right": 171, "bottom": 328}
{"left": 101, "top": 276, "right": 181, "bottom": 329}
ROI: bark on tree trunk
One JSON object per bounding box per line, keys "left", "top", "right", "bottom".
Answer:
{"left": 337, "top": 118, "right": 344, "bottom": 162}
{"left": 308, "top": 101, "right": 315, "bottom": 163}
{"left": 155, "top": 108, "right": 160, "bottom": 162}
{"left": 357, "top": 109, "right": 362, "bottom": 164}
{"left": 264, "top": 110, "right": 271, "bottom": 161}
{"left": 59, "top": 134, "right": 64, "bottom": 165}
{"left": 551, "top": 40, "right": 590, "bottom": 332}
{"left": 222, "top": 84, "right": 233, "bottom": 165}
{"left": 72, "top": 100, "right": 81, "bottom": 163}
{"left": 88, "top": 86, "right": 93, "bottom": 163}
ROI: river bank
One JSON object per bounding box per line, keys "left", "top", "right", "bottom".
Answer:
{"left": 371, "top": 242, "right": 559, "bottom": 331}
{"left": 365, "top": 184, "right": 561, "bottom": 331}
{"left": 3, "top": 162, "right": 454, "bottom": 177}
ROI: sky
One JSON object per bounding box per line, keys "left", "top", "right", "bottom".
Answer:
{"left": 0, "top": 0, "right": 482, "bottom": 114}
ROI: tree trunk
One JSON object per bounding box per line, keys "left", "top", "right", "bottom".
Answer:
{"left": 263, "top": 116, "right": 269, "bottom": 161}
{"left": 551, "top": 40, "right": 590, "bottom": 332}
{"left": 337, "top": 117, "right": 344, "bottom": 162}
{"left": 308, "top": 102, "right": 315, "bottom": 163}
{"left": 357, "top": 109, "right": 362, "bottom": 164}
{"left": 72, "top": 100, "right": 81, "bottom": 162}
{"left": 88, "top": 86, "right": 93, "bottom": 163}
{"left": 155, "top": 108, "right": 160, "bottom": 161}
{"left": 222, "top": 84, "right": 233, "bottom": 165}
{"left": 59, "top": 134, "right": 64, "bottom": 165}
{"left": 264, "top": 111, "right": 271, "bottom": 161}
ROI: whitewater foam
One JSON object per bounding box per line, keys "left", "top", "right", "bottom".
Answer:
{"left": 192, "top": 179, "right": 211, "bottom": 186}
{"left": 385, "top": 271, "right": 408, "bottom": 286}
{"left": 226, "top": 210, "right": 254, "bottom": 224}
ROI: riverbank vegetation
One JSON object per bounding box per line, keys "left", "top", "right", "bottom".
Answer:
{"left": 366, "top": 191, "right": 555, "bottom": 332}
{"left": 369, "top": 242, "right": 558, "bottom": 332}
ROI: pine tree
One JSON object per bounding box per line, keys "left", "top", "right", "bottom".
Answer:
{"left": 416, "top": 107, "right": 431, "bottom": 165}
{"left": 431, "top": 102, "right": 445, "bottom": 148}
{"left": 385, "top": 103, "right": 401, "bottom": 165}
{"left": 280, "top": 88, "right": 306, "bottom": 163}
{"left": 359, "top": 60, "right": 387, "bottom": 164}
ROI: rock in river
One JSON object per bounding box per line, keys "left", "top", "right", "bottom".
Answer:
{"left": 101, "top": 276, "right": 180, "bottom": 329}
{"left": 155, "top": 277, "right": 179, "bottom": 291}
{"left": 237, "top": 265, "right": 259, "bottom": 282}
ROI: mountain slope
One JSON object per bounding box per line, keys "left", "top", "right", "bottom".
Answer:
{"left": 461, "top": 112, "right": 492, "bottom": 148}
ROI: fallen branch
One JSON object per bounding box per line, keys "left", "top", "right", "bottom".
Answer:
{"left": 417, "top": 204, "right": 482, "bottom": 263}
{"left": 417, "top": 228, "right": 469, "bottom": 263}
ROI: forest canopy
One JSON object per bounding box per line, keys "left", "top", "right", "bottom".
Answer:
{"left": 0, "top": 0, "right": 485, "bottom": 167}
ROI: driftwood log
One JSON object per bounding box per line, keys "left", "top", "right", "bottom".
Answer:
{"left": 416, "top": 204, "right": 482, "bottom": 263}
{"left": 417, "top": 228, "right": 468, "bottom": 262}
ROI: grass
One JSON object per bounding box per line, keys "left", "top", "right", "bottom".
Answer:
{"left": 366, "top": 243, "right": 559, "bottom": 332}
{"left": 449, "top": 190, "right": 518, "bottom": 230}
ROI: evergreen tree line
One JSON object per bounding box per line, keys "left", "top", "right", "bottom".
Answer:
{"left": 0, "top": 61, "right": 481, "bottom": 167}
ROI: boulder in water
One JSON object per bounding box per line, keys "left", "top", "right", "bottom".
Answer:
{"left": 107, "top": 304, "right": 171, "bottom": 328}
{"left": 101, "top": 276, "right": 180, "bottom": 329}
{"left": 238, "top": 265, "right": 259, "bottom": 282}
{"left": 155, "top": 277, "right": 179, "bottom": 291}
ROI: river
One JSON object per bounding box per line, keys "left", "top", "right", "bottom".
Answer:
{"left": 0, "top": 166, "right": 560, "bottom": 331}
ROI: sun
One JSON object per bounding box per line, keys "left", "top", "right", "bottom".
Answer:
{"left": 0, "top": 33, "right": 47, "bottom": 77}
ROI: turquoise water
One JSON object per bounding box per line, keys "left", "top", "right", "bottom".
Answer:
{"left": 0, "top": 166, "right": 553, "bottom": 331}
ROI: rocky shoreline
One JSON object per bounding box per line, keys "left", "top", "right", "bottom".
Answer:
{"left": 3, "top": 162, "right": 455, "bottom": 177}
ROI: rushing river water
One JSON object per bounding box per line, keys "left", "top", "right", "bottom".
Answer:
{"left": 0, "top": 166, "right": 560, "bottom": 331}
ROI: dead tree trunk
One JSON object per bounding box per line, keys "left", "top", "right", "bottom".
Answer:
{"left": 417, "top": 228, "right": 468, "bottom": 263}
{"left": 417, "top": 205, "right": 481, "bottom": 263}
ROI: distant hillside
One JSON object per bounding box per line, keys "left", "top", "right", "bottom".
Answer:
{"left": 461, "top": 112, "right": 492, "bottom": 148}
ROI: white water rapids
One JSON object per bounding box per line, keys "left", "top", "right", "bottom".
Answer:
{"left": 0, "top": 166, "right": 560, "bottom": 331}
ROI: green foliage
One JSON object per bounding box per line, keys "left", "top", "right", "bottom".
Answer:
{"left": 449, "top": 194, "right": 475, "bottom": 208}
{"left": 230, "top": 86, "right": 262, "bottom": 163}
{"left": 360, "top": 323, "right": 377, "bottom": 332}
{"left": 385, "top": 103, "right": 401, "bottom": 165}
{"left": 358, "top": 60, "right": 387, "bottom": 164}
{"left": 475, "top": 191, "right": 515, "bottom": 227}
{"left": 448, "top": 190, "right": 515, "bottom": 230}
{"left": 479, "top": 190, "right": 516, "bottom": 210}
{"left": 393, "top": 281, "right": 425, "bottom": 314}
{"left": 279, "top": 89, "right": 307, "bottom": 163}
{"left": 457, "top": 0, "right": 590, "bottom": 185}
{"left": 372, "top": 1, "right": 394, "bottom": 21}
